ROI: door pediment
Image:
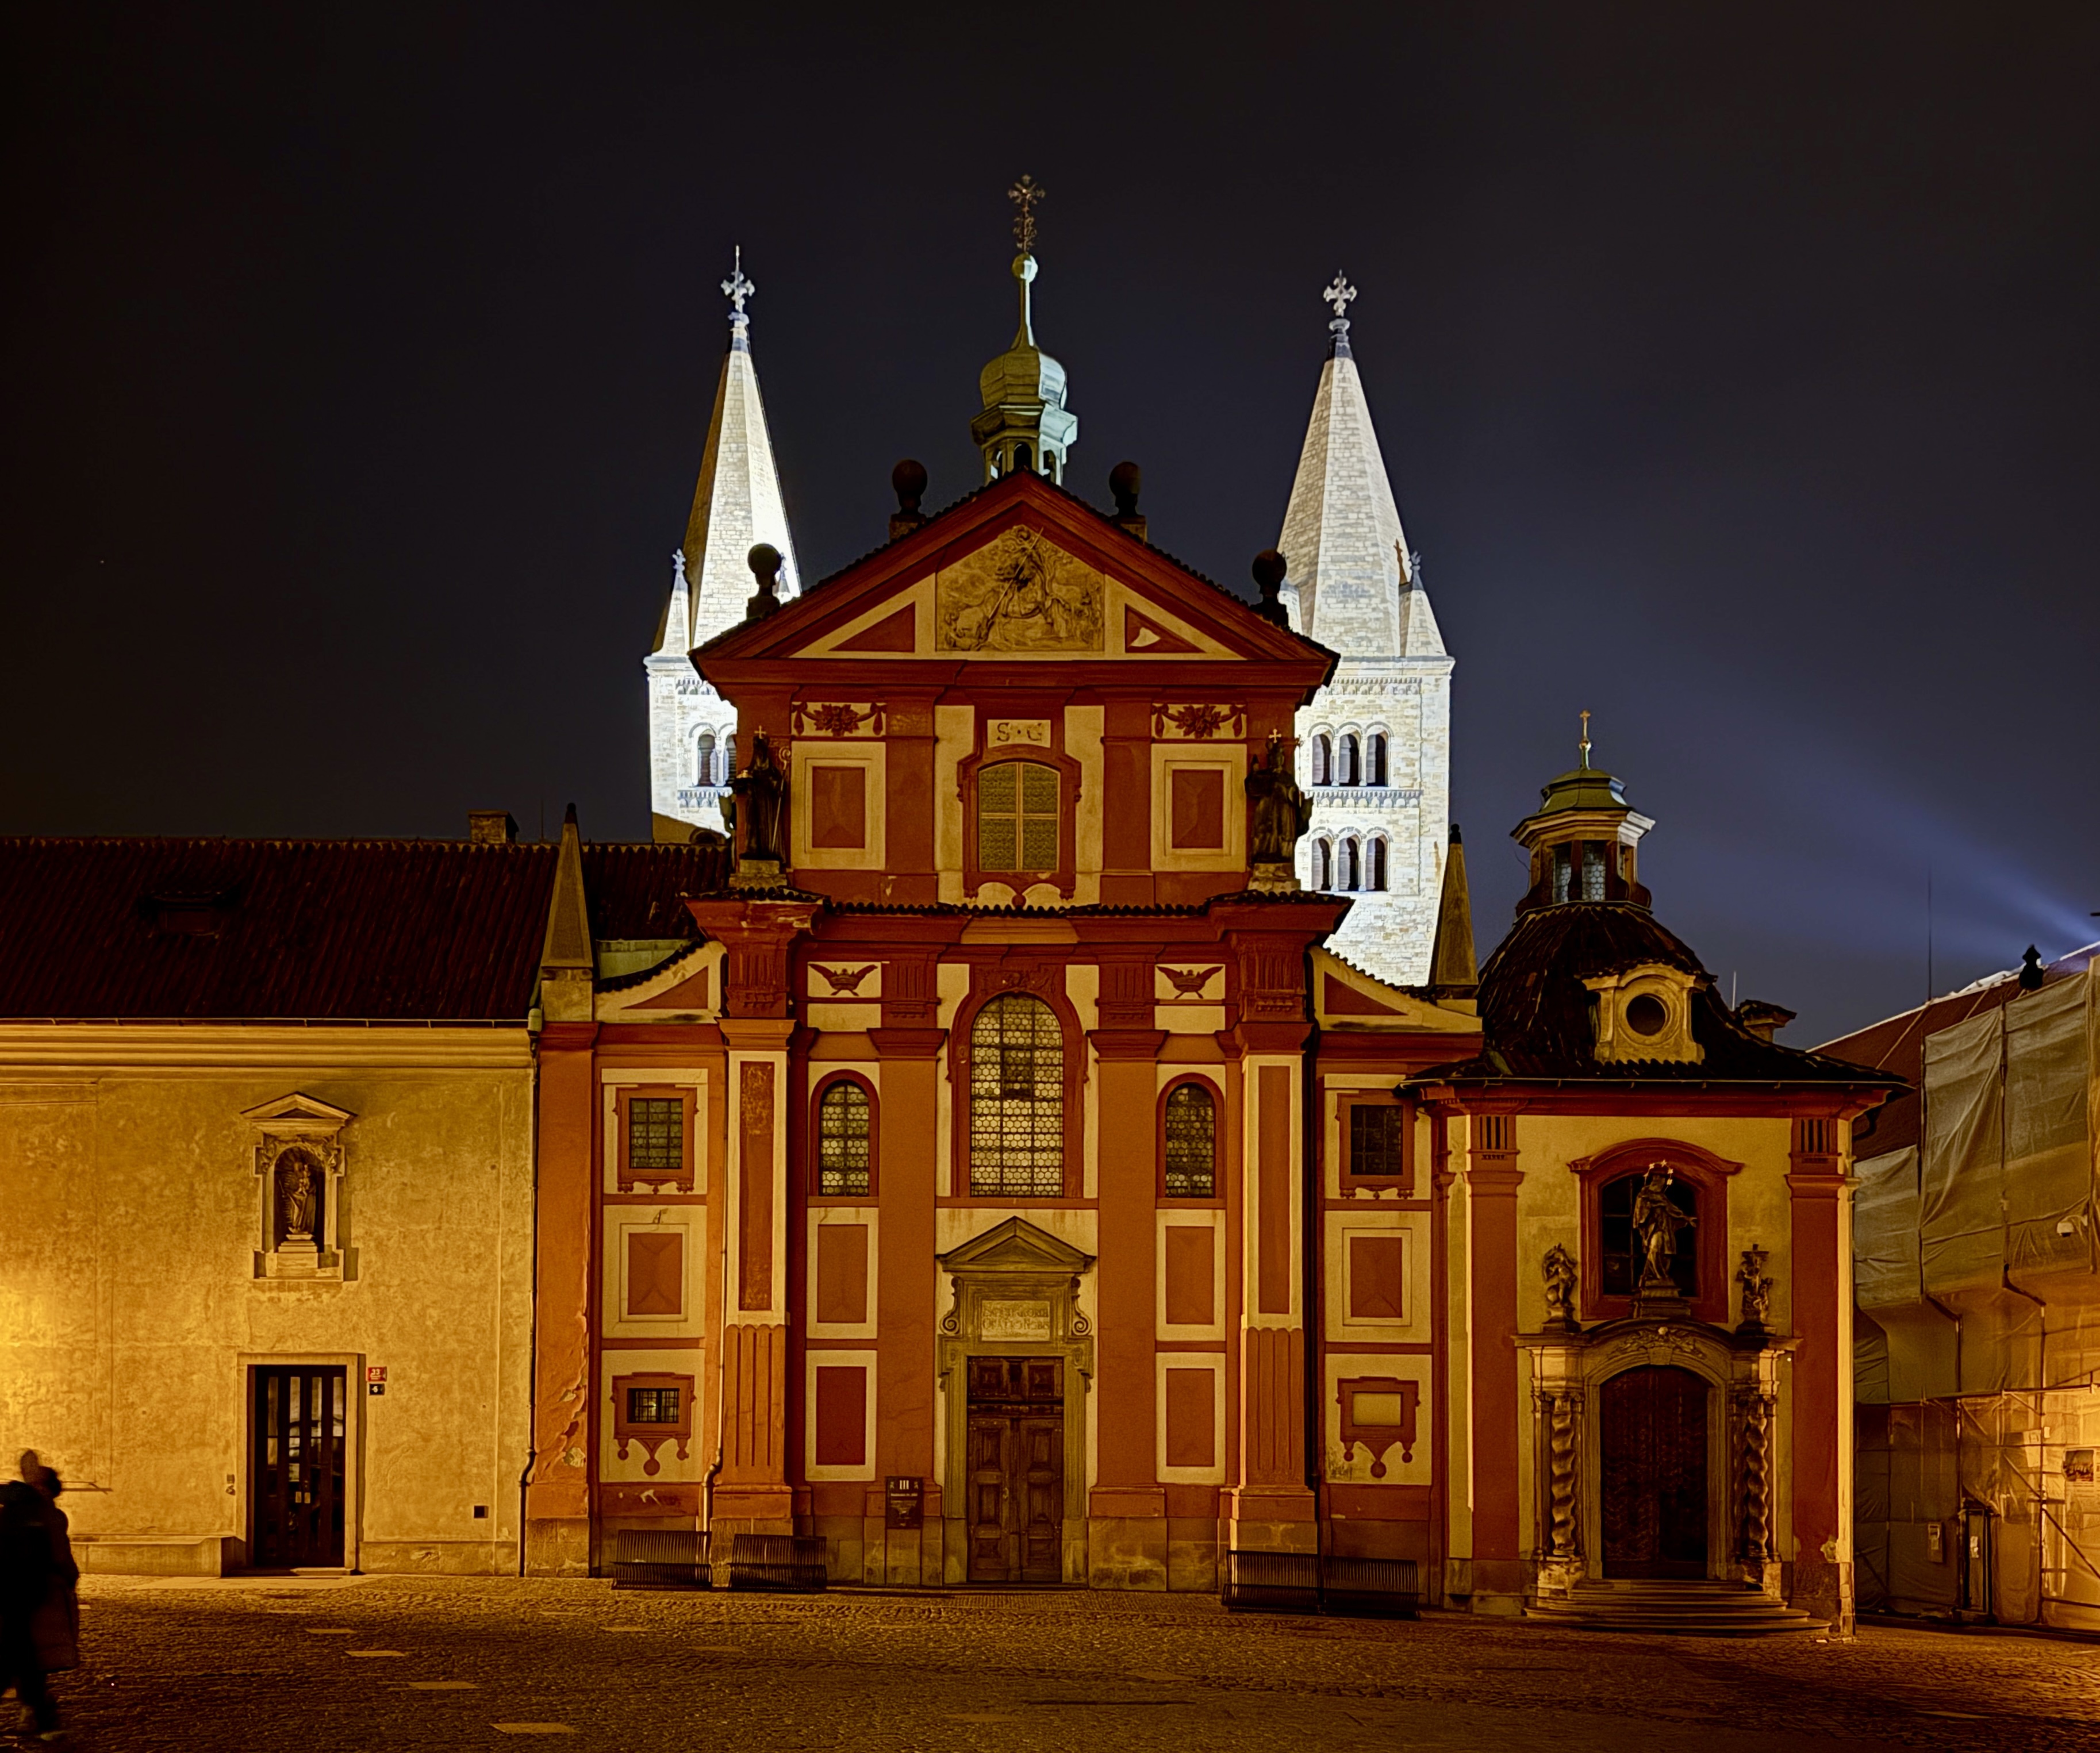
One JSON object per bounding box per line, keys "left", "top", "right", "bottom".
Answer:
{"left": 938, "top": 1214, "right": 1096, "bottom": 1277}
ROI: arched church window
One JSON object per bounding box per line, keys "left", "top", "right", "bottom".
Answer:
{"left": 695, "top": 731, "right": 716, "bottom": 786}
{"left": 724, "top": 733, "right": 738, "bottom": 781}
{"left": 977, "top": 760, "right": 1059, "bottom": 874}
{"left": 1369, "top": 837, "right": 1388, "bottom": 890}
{"left": 1340, "top": 837, "right": 1360, "bottom": 891}
{"left": 1366, "top": 733, "right": 1387, "bottom": 786}
{"left": 815, "top": 1078, "right": 873, "bottom": 1197}
{"left": 1013, "top": 443, "right": 1032, "bottom": 474}
{"left": 1311, "top": 735, "right": 1331, "bottom": 787}
{"left": 1599, "top": 1171, "right": 1699, "bottom": 1298}
{"left": 1162, "top": 1082, "right": 1217, "bottom": 1198}
{"left": 1314, "top": 839, "right": 1333, "bottom": 890}
{"left": 1338, "top": 734, "right": 1359, "bottom": 786}
{"left": 968, "top": 994, "right": 1065, "bottom": 1197}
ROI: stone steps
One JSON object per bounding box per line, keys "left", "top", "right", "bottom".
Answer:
{"left": 1525, "top": 1581, "right": 1830, "bottom": 1636}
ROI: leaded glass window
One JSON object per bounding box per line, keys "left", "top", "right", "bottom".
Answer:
{"left": 627, "top": 1386, "right": 680, "bottom": 1423}
{"left": 1163, "top": 1083, "right": 1216, "bottom": 1198}
{"left": 816, "top": 1079, "right": 872, "bottom": 1197}
{"left": 1348, "top": 1104, "right": 1407, "bottom": 1179}
{"left": 628, "top": 1097, "right": 684, "bottom": 1173}
{"left": 968, "top": 993, "right": 1064, "bottom": 1197}
{"left": 978, "top": 760, "right": 1059, "bottom": 872}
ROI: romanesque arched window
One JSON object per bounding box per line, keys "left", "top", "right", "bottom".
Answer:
{"left": 968, "top": 994, "right": 1065, "bottom": 1197}
{"left": 1340, "top": 837, "right": 1361, "bottom": 891}
{"left": 815, "top": 1077, "right": 873, "bottom": 1197}
{"left": 1338, "top": 734, "right": 1359, "bottom": 786}
{"left": 724, "top": 733, "right": 738, "bottom": 780}
{"left": 1366, "top": 733, "right": 1387, "bottom": 786}
{"left": 1311, "top": 735, "right": 1331, "bottom": 787}
{"left": 695, "top": 731, "right": 716, "bottom": 786}
{"left": 1314, "top": 838, "right": 1333, "bottom": 890}
{"left": 1162, "top": 1082, "right": 1217, "bottom": 1198}
{"left": 1369, "top": 837, "right": 1388, "bottom": 890}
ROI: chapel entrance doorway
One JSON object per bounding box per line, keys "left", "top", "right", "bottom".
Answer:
{"left": 1599, "top": 1365, "right": 1707, "bottom": 1579}
{"left": 250, "top": 1366, "right": 347, "bottom": 1569}
{"left": 965, "top": 1356, "right": 1064, "bottom": 1583}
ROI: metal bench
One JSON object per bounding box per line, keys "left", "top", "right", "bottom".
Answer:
{"left": 1222, "top": 1550, "right": 1420, "bottom": 1618}
{"left": 609, "top": 1528, "right": 711, "bottom": 1590}
{"left": 725, "top": 1532, "right": 829, "bottom": 1593}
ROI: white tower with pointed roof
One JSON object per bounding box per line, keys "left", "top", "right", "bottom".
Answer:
{"left": 1279, "top": 276, "right": 1453, "bottom": 984}
{"left": 647, "top": 251, "right": 803, "bottom": 841}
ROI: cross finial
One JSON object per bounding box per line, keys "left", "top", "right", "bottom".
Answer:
{"left": 1008, "top": 175, "right": 1045, "bottom": 255}
{"left": 1579, "top": 709, "right": 1592, "bottom": 769}
{"left": 1323, "top": 274, "right": 1357, "bottom": 320}
{"left": 721, "top": 245, "right": 755, "bottom": 339}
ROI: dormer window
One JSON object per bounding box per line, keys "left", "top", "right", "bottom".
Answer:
{"left": 1584, "top": 963, "right": 1707, "bottom": 1064}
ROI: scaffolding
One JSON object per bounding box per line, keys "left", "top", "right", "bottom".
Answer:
{"left": 1853, "top": 966, "right": 2100, "bottom": 1627}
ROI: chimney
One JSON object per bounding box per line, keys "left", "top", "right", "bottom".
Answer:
{"left": 468, "top": 810, "right": 519, "bottom": 845}
{"left": 1734, "top": 999, "right": 1796, "bottom": 1043}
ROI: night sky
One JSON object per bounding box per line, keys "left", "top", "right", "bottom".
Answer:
{"left": 4, "top": 5, "right": 2095, "bottom": 1044}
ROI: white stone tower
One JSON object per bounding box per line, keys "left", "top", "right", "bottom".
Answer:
{"left": 647, "top": 249, "right": 802, "bottom": 841}
{"left": 1278, "top": 275, "right": 1454, "bottom": 984}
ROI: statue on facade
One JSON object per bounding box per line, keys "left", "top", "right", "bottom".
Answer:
{"left": 1542, "top": 1243, "right": 1578, "bottom": 1329}
{"left": 731, "top": 728, "right": 787, "bottom": 875}
{"left": 1245, "top": 733, "right": 1311, "bottom": 881}
{"left": 275, "top": 1150, "right": 319, "bottom": 1243}
{"left": 1736, "top": 1243, "right": 1774, "bottom": 1333}
{"left": 1631, "top": 1162, "right": 1695, "bottom": 1293}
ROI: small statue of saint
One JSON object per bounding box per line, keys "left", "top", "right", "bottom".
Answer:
{"left": 275, "top": 1151, "right": 318, "bottom": 1243}
{"left": 1630, "top": 1162, "right": 1695, "bottom": 1293}
{"left": 732, "top": 729, "right": 787, "bottom": 867}
{"left": 1736, "top": 1244, "right": 1774, "bottom": 1332}
{"left": 1542, "top": 1243, "right": 1578, "bottom": 1328}
{"left": 1245, "top": 733, "right": 1311, "bottom": 866}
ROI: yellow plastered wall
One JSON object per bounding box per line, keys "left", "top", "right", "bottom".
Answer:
{"left": 0, "top": 1034, "right": 536, "bottom": 1575}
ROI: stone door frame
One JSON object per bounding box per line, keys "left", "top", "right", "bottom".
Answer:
{"left": 935, "top": 1217, "right": 1096, "bottom": 1585}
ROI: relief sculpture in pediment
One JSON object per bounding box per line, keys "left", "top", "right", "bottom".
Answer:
{"left": 936, "top": 528, "right": 1103, "bottom": 653}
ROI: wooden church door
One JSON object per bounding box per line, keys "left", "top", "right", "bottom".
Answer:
{"left": 250, "top": 1365, "right": 347, "bottom": 1569}
{"left": 965, "top": 1356, "right": 1064, "bottom": 1582}
{"left": 1599, "top": 1366, "right": 1707, "bottom": 1579}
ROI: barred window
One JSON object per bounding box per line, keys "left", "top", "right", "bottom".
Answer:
{"left": 628, "top": 1097, "right": 684, "bottom": 1174}
{"left": 816, "top": 1079, "right": 872, "bottom": 1197}
{"left": 1163, "top": 1083, "right": 1216, "bottom": 1198}
{"left": 1347, "top": 1104, "right": 1407, "bottom": 1180}
{"left": 627, "top": 1386, "right": 680, "bottom": 1423}
{"left": 978, "top": 760, "right": 1059, "bottom": 872}
{"left": 968, "top": 994, "right": 1064, "bottom": 1197}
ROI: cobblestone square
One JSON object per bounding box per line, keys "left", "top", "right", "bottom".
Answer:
{"left": 15, "top": 1576, "right": 2099, "bottom": 1752}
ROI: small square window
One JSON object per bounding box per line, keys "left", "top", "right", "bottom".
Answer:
{"left": 1347, "top": 1103, "right": 1408, "bottom": 1182}
{"left": 627, "top": 1386, "right": 681, "bottom": 1424}
{"left": 628, "top": 1097, "right": 683, "bottom": 1173}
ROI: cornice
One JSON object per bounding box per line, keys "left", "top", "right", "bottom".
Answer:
{"left": 0, "top": 1024, "right": 534, "bottom": 1071}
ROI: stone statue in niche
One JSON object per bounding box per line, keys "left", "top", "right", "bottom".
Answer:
{"left": 731, "top": 729, "right": 787, "bottom": 873}
{"left": 1736, "top": 1243, "right": 1774, "bottom": 1333}
{"left": 1631, "top": 1161, "right": 1695, "bottom": 1293}
{"left": 1245, "top": 733, "right": 1311, "bottom": 878}
{"left": 1542, "top": 1243, "right": 1578, "bottom": 1329}
{"left": 274, "top": 1149, "right": 321, "bottom": 1245}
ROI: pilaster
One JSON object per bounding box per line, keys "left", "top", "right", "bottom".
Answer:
{"left": 1463, "top": 1111, "right": 1525, "bottom": 1614}
{"left": 1786, "top": 1116, "right": 1853, "bottom": 1633}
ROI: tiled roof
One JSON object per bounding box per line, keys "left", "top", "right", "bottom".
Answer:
{"left": 0, "top": 836, "right": 727, "bottom": 1021}
{"left": 1419, "top": 902, "right": 1906, "bottom": 1088}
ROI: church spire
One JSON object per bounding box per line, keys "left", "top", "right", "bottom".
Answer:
{"left": 646, "top": 249, "right": 800, "bottom": 841}
{"left": 1276, "top": 276, "right": 1439, "bottom": 659}
{"left": 673, "top": 247, "right": 801, "bottom": 645}
{"left": 970, "top": 176, "right": 1077, "bottom": 483}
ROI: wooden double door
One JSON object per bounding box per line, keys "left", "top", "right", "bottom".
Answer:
{"left": 1599, "top": 1365, "right": 1708, "bottom": 1578}
{"left": 965, "top": 1356, "right": 1064, "bottom": 1583}
{"left": 251, "top": 1366, "right": 347, "bottom": 1569}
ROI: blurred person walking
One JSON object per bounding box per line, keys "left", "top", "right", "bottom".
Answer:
{"left": 29, "top": 1467, "right": 78, "bottom": 1681}
{"left": 1, "top": 1450, "right": 63, "bottom": 1740}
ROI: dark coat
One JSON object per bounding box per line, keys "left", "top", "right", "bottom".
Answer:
{"left": 0, "top": 1479, "right": 53, "bottom": 1614}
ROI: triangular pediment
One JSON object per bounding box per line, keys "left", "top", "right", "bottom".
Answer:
{"left": 696, "top": 472, "right": 1334, "bottom": 678}
{"left": 938, "top": 1215, "right": 1096, "bottom": 1276}
{"left": 241, "top": 1092, "right": 356, "bottom": 1134}
{"left": 595, "top": 939, "right": 723, "bottom": 1024}
{"left": 1312, "top": 949, "right": 1479, "bottom": 1033}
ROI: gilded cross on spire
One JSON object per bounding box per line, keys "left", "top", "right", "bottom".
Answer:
{"left": 721, "top": 245, "right": 755, "bottom": 343}
{"left": 1579, "top": 709, "right": 1593, "bottom": 769}
{"left": 1322, "top": 273, "right": 1357, "bottom": 321}
{"left": 1008, "top": 175, "right": 1045, "bottom": 255}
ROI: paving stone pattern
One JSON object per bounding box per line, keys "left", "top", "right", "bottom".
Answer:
{"left": 21, "top": 1576, "right": 2100, "bottom": 1751}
